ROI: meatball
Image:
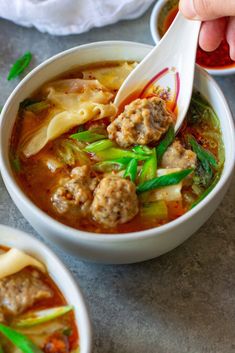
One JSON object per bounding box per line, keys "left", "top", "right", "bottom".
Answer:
{"left": 107, "top": 97, "right": 173, "bottom": 147}
{"left": 0, "top": 269, "right": 53, "bottom": 317}
{"left": 52, "top": 165, "right": 98, "bottom": 215}
{"left": 91, "top": 176, "right": 139, "bottom": 227}
{"left": 161, "top": 140, "right": 196, "bottom": 169}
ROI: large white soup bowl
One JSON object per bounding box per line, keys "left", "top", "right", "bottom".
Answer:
{"left": 0, "top": 225, "right": 92, "bottom": 353}
{"left": 0, "top": 41, "right": 234, "bottom": 264}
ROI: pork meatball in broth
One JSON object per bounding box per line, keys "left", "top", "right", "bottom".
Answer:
{"left": 108, "top": 97, "right": 174, "bottom": 148}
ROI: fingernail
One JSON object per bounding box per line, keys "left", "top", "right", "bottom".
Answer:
{"left": 180, "top": 0, "right": 198, "bottom": 19}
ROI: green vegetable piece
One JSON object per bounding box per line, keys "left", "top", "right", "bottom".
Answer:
{"left": 8, "top": 51, "right": 32, "bottom": 81}
{"left": 132, "top": 145, "right": 152, "bottom": 156}
{"left": 191, "top": 173, "right": 221, "bottom": 209}
{"left": 84, "top": 139, "right": 114, "bottom": 153}
{"left": 93, "top": 158, "right": 131, "bottom": 172}
{"left": 0, "top": 323, "right": 43, "bottom": 353}
{"left": 139, "top": 149, "right": 157, "bottom": 184}
{"left": 190, "top": 92, "right": 220, "bottom": 129}
{"left": 124, "top": 159, "right": 138, "bottom": 182}
{"left": 11, "top": 156, "right": 21, "bottom": 173}
{"left": 137, "top": 169, "right": 193, "bottom": 194}
{"left": 140, "top": 200, "right": 168, "bottom": 219}
{"left": 25, "top": 101, "right": 50, "bottom": 114}
{"left": 14, "top": 305, "right": 73, "bottom": 328}
{"left": 188, "top": 134, "right": 218, "bottom": 170}
{"left": 57, "top": 139, "right": 89, "bottom": 166}
{"left": 95, "top": 148, "right": 148, "bottom": 161}
{"left": 0, "top": 342, "right": 3, "bottom": 353}
{"left": 156, "top": 125, "right": 175, "bottom": 163}
{"left": 71, "top": 130, "right": 105, "bottom": 143}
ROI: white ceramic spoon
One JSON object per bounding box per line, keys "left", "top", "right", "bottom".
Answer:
{"left": 114, "top": 12, "right": 201, "bottom": 131}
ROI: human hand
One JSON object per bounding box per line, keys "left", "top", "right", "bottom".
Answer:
{"left": 179, "top": 0, "right": 235, "bottom": 60}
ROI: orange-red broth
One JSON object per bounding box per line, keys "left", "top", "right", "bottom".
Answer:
{"left": 10, "top": 61, "right": 223, "bottom": 234}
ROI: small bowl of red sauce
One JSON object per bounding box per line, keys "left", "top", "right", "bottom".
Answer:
{"left": 150, "top": 0, "right": 235, "bottom": 76}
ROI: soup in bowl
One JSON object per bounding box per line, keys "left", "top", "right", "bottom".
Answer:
{"left": 0, "top": 42, "right": 234, "bottom": 263}
{"left": 0, "top": 225, "right": 92, "bottom": 352}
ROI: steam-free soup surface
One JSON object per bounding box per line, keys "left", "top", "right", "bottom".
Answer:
{"left": 10, "top": 61, "right": 224, "bottom": 234}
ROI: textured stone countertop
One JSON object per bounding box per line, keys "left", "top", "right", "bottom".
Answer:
{"left": 0, "top": 5, "right": 235, "bottom": 353}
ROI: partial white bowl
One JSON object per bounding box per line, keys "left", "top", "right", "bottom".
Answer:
{"left": 0, "top": 224, "right": 92, "bottom": 353}
{"left": 0, "top": 41, "right": 234, "bottom": 264}
{"left": 150, "top": 0, "right": 235, "bottom": 76}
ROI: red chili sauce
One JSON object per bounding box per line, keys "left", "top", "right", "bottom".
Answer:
{"left": 162, "top": 6, "right": 235, "bottom": 69}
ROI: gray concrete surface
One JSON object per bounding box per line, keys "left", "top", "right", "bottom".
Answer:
{"left": 0, "top": 5, "right": 235, "bottom": 353}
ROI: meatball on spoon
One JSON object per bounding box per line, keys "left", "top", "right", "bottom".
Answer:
{"left": 115, "top": 12, "right": 201, "bottom": 132}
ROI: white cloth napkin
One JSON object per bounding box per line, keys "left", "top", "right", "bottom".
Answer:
{"left": 0, "top": 0, "right": 155, "bottom": 35}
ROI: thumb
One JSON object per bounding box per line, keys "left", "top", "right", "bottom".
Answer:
{"left": 179, "top": 0, "right": 235, "bottom": 20}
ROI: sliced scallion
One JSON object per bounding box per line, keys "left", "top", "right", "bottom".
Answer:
{"left": 137, "top": 169, "right": 193, "bottom": 194}
{"left": 139, "top": 149, "right": 157, "bottom": 184}
{"left": 156, "top": 125, "right": 175, "bottom": 163}
{"left": 8, "top": 51, "right": 32, "bottom": 81}
{"left": 0, "top": 323, "right": 43, "bottom": 353}
{"left": 70, "top": 130, "right": 105, "bottom": 143}
{"left": 14, "top": 305, "right": 73, "bottom": 328}
{"left": 84, "top": 139, "right": 114, "bottom": 153}
{"left": 95, "top": 147, "right": 148, "bottom": 161}
{"left": 124, "top": 159, "right": 138, "bottom": 182}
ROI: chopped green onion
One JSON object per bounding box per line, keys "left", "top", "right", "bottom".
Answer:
{"left": 14, "top": 305, "right": 73, "bottom": 328}
{"left": 132, "top": 145, "right": 152, "bottom": 156}
{"left": 93, "top": 158, "right": 132, "bottom": 172}
{"left": 156, "top": 125, "right": 175, "bottom": 163}
{"left": 8, "top": 51, "right": 32, "bottom": 81}
{"left": 11, "top": 156, "right": 21, "bottom": 173}
{"left": 139, "top": 149, "right": 157, "bottom": 184}
{"left": 0, "top": 342, "right": 3, "bottom": 353}
{"left": 95, "top": 148, "right": 149, "bottom": 161}
{"left": 140, "top": 200, "right": 168, "bottom": 219}
{"left": 84, "top": 139, "right": 114, "bottom": 153}
{"left": 71, "top": 130, "right": 105, "bottom": 143}
{"left": 191, "top": 173, "right": 221, "bottom": 209}
{"left": 25, "top": 101, "right": 50, "bottom": 113}
{"left": 137, "top": 169, "right": 193, "bottom": 194}
{"left": 187, "top": 134, "right": 218, "bottom": 170}
{"left": 0, "top": 323, "right": 43, "bottom": 353}
{"left": 124, "top": 159, "right": 138, "bottom": 182}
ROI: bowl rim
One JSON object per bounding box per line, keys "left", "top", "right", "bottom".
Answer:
{"left": 0, "top": 224, "right": 92, "bottom": 353}
{"left": 0, "top": 40, "right": 235, "bottom": 244}
{"left": 149, "top": 0, "right": 235, "bottom": 76}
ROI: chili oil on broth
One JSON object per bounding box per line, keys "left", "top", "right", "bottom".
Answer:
{"left": 10, "top": 61, "right": 224, "bottom": 234}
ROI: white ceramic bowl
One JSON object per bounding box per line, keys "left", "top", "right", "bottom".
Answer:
{"left": 150, "top": 0, "right": 235, "bottom": 76}
{"left": 0, "top": 224, "right": 92, "bottom": 353}
{"left": 0, "top": 41, "right": 234, "bottom": 264}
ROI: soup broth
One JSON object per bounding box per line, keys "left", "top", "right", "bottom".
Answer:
{"left": 10, "top": 61, "right": 224, "bottom": 234}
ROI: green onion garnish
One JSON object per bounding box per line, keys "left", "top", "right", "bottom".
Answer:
{"left": 71, "top": 131, "right": 106, "bottom": 143}
{"left": 124, "top": 159, "right": 138, "bottom": 182}
{"left": 137, "top": 169, "right": 193, "bottom": 194}
{"left": 8, "top": 51, "right": 32, "bottom": 81}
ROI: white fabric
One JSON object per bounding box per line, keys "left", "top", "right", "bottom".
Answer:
{"left": 0, "top": 0, "right": 155, "bottom": 35}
